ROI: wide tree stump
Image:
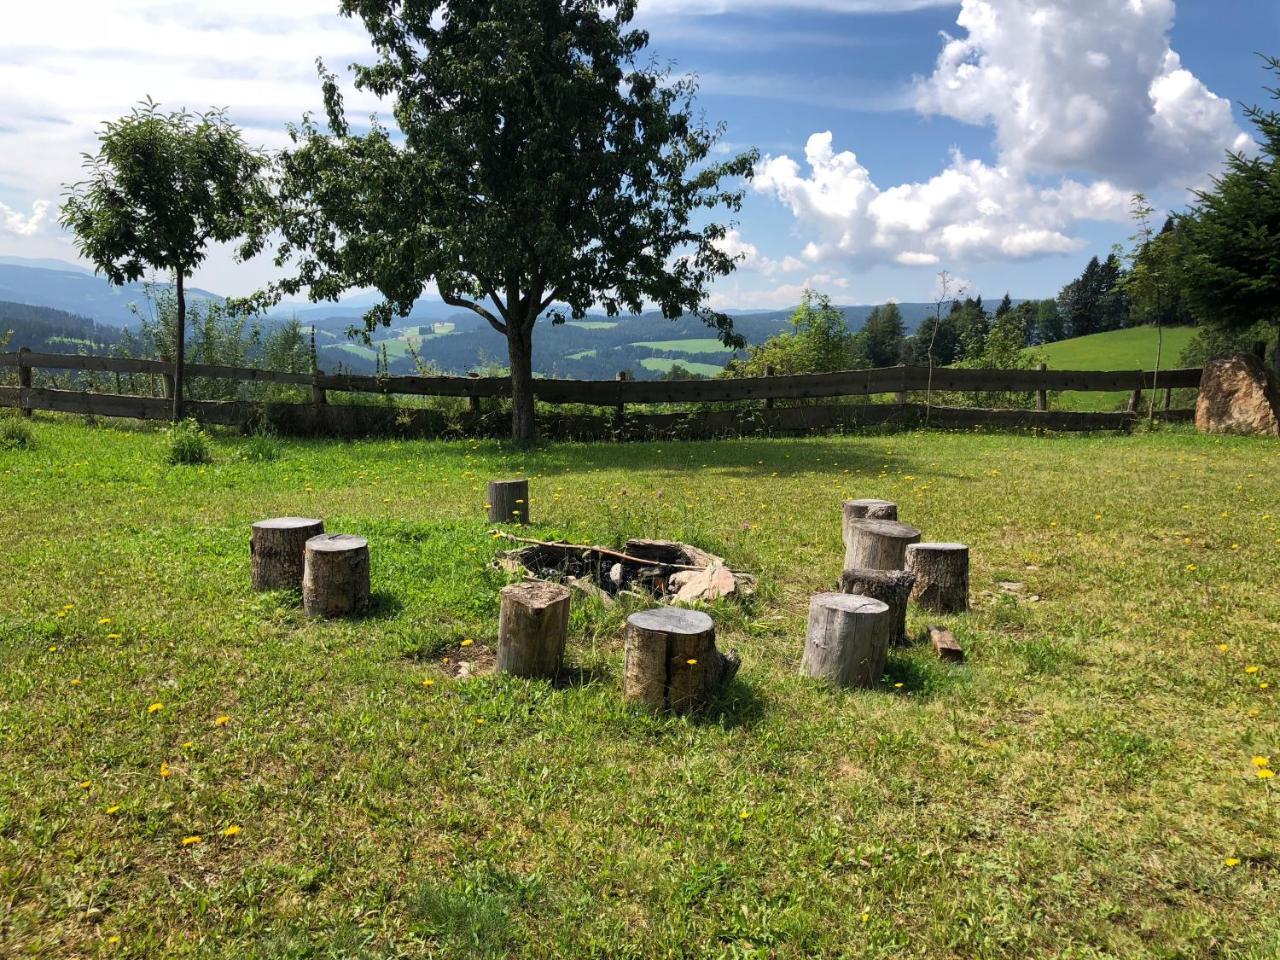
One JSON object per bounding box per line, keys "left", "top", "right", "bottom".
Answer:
{"left": 497, "top": 581, "right": 571, "bottom": 679}
{"left": 838, "top": 567, "right": 917, "bottom": 646}
{"left": 488, "top": 479, "right": 530, "bottom": 524}
{"left": 843, "top": 518, "right": 922, "bottom": 571}
{"left": 905, "top": 542, "right": 970, "bottom": 614}
{"left": 802, "top": 593, "right": 892, "bottom": 689}
{"left": 251, "top": 517, "right": 324, "bottom": 591}
{"left": 623, "top": 608, "right": 740, "bottom": 715}
{"left": 841, "top": 499, "right": 898, "bottom": 549}
{"left": 302, "top": 534, "right": 370, "bottom": 618}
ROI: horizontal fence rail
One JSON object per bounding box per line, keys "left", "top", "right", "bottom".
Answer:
{"left": 0, "top": 348, "right": 1202, "bottom": 437}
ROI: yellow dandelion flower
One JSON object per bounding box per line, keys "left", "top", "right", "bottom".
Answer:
{"left": 686, "top": 659, "right": 698, "bottom": 666}
{"left": 70, "top": 678, "right": 81, "bottom": 686}
{"left": 48, "top": 645, "right": 58, "bottom": 652}
{"left": 1252, "top": 756, "right": 1271, "bottom": 768}
{"left": 738, "top": 810, "right": 750, "bottom": 820}
{"left": 1257, "top": 768, "right": 1275, "bottom": 780}
{"left": 861, "top": 912, "right": 870, "bottom": 924}
{"left": 181, "top": 741, "right": 194, "bottom": 750}
{"left": 1186, "top": 564, "right": 1198, "bottom": 572}
{"left": 476, "top": 718, "right": 486, "bottom": 725}
{"left": 159, "top": 762, "right": 171, "bottom": 779}
{"left": 894, "top": 682, "right": 904, "bottom": 689}
{"left": 107, "top": 935, "right": 121, "bottom": 944}
{"left": 105, "top": 805, "right": 120, "bottom": 815}
{"left": 221, "top": 825, "right": 242, "bottom": 837}
{"left": 106, "top": 633, "right": 121, "bottom": 640}
{"left": 422, "top": 678, "right": 435, "bottom": 687}
{"left": 214, "top": 715, "right": 230, "bottom": 726}
{"left": 1225, "top": 857, "right": 1241, "bottom": 867}
{"left": 1246, "top": 666, "right": 1260, "bottom": 674}
{"left": 1247, "top": 707, "right": 1261, "bottom": 717}
{"left": 1218, "top": 644, "right": 1229, "bottom": 653}
{"left": 181, "top": 835, "right": 202, "bottom": 846}
{"left": 147, "top": 702, "right": 163, "bottom": 714}
{"left": 79, "top": 780, "right": 92, "bottom": 789}
{"left": 1262, "top": 682, "right": 1271, "bottom": 690}
{"left": 461, "top": 638, "right": 474, "bottom": 647}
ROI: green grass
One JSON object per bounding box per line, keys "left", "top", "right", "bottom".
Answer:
{"left": 632, "top": 338, "right": 737, "bottom": 355}
{"left": 2, "top": 419, "right": 1279, "bottom": 958}
{"left": 566, "top": 349, "right": 597, "bottom": 360}
{"left": 640, "top": 357, "right": 726, "bottom": 377}
{"left": 1031, "top": 326, "right": 1198, "bottom": 411}
{"left": 566, "top": 321, "right": 617, "bottom": 330}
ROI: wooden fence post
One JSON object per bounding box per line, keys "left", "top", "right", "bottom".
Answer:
{"left": 1035, "top": 362, "right": 1047, "bottom": 413}
{"left": 467, "top": 372, "right": 481, "bottom": 418}
{"left": 764, "top": 364, "right": 775, "bottom": 410}
{"left": 17, "top": 347, "right": 32, "bottom": 419}
{"left": 1163, "top": 387, "right": 1172, "bottom": 412}
{"left": 159, "top": 354, "right": 175, "bottom": 402}
{"left": 615, "top": 370, "right": 628, "bottom": 420}
{"left": 894, "top": 363, "right": 907, "bottom": 405}
{"left": 1127, "top": 386, "right": 1142, "bottom": 414}
{"left": 310, "top": 364, "right": 327, "bottom": 407}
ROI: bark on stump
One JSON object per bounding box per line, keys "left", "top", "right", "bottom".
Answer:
{"left": 838, "top": 567, "right": 917, "bottom": 647}
{"left": 841, "top": 499, "right": 898, "bottom": 552}
{"left": 251, "top": 517, "right": 324, "bottom": 591}
{"left": 497, "top": 581, "right": 571, "bottom": 680}
{"left": 302, "top": 534, "right": 370, "bottom": 618}
{"left": 905, "top": 542, "right": 970, "bottom": 614}
{"left": 843, "top": 519, "right": 922, "bottom": 571}
{"left": 801, "top": 593, "right": 892, "bottom": 689}
{"left": 623, "top": 608, "right": 740, "bottom": 715}
{"left": 488, "top": 479, "right": 530, "bottom": 524}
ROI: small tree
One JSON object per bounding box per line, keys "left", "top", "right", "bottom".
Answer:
{"left": 725, "top": 291, "right": 858, "bottom": 378}
{"left": 269, "top": 0, "right": 757, "bottom": 443}
{"left": 1178, "top": 55, "right": 1280, "bottom": 378}
{"left": 60, "top": 100, "right": 269, "bottom": 419}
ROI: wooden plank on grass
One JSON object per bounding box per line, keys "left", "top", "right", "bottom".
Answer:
{"left": 928, "top": 625, "right": 965, "bottom": 663}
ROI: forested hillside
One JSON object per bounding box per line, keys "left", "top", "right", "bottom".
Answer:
{"left": 0, "top": 300, "right": 125, "bottom": 352}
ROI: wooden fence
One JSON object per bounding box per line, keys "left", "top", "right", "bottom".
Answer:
{"left": 0, "top": 348, "right": 1203, "bottom": 439}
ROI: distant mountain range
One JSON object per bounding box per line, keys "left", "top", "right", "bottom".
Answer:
{"left": 0, "top": 256, "right": 961, "bottom": 379}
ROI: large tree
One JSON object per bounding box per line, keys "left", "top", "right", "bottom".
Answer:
{"left": 60, "top": 100, "right": 269, "bottom": 420}
{"left": 269, "top": 0, "right": 757, "bottom": 442}
{"left": 1178, "top": 55, "right": 1280, "bottom": 377}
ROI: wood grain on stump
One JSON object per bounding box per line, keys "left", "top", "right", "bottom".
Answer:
{"left": 302, "top": 534, "right": 370, "bottom": 618}
{"left": 802, "top": 593, "right": 892, "bottom": 689}
{"left": 497, "top": 581, "right": 571, "bottom": 679}
{"left": 841, "top": 499, "right": 898, "bottom": 550}
{"left": 623, "top": 608, "right": 740, "bottom": 715}
{"left": 843, "top": 518, "right": 922, "bottom": 571}
{"left": 488, "top": 479, "right": 530, "bottom": 524}
{"left": 838, "top": 567, "right": 916, "bottom": 646}
{"left": 251, "top": 517, "right": 324, "bottom": 592}
{"left": 905, "top": 542, "right": 970, "bottom": 614}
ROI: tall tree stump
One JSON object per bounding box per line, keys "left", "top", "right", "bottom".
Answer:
{"left": 843, "top": 519, "right": 922, "bottom": 571}
{"left": 905, "top": 543, "right": 970, "bottom": 614}
{"left": 624, "top": 608, "right": 740, "bottom": 715}
{"left": 497, "top": 581, "right": 571, "bottom": 679}
{"left": 302, "top": 534, "right": 370, "bottom": 618}
{"left": 838, "top": 567, "right": 917, "bottom": 646}
{"left": 802, "top": 593, "right": 892, "bottom": 688}
{"left": 488, "top": 479, "right": 530, "bottom": 524}
{"left": 251, "top": 517, "right": 324, "bottom": 591}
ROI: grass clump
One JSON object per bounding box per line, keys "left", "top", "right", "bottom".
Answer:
{"left": 236, "top": 428, "right": 283, "bottom": 463}
{"left": 0, "top": 415, "right": 35, "bottom": 450}
{"left": 164, "top": 418, "right": 212, "bottom": 465}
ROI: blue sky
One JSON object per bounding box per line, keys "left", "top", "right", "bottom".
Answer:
{"left": 1, "top": 0, "right": 1276, "bottom": 308}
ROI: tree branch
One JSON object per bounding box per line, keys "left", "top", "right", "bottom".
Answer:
{"left": 441, "top": 292, "right": 508, "bottom": 335}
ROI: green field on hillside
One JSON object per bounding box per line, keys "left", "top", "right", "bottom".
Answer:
{"left": 1030, "top": 326, "right": 1199, "bottom": 411}
{"left": 639, "top": 357, "right": 726, "bottom": 377}
{"left": 2, "top": 417, "right": 1278, "bottom": 957}
{"left": 632, "top": 338, "right": 737, "bottom": 355}
{"left": 566, "top": 321, "right": 617, "bottom": 330}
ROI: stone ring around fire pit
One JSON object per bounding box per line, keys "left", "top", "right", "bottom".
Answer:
{"left": 494, "top": 534, "right": 756, "bottom": 606}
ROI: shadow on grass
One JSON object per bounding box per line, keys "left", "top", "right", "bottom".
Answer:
{"left": 362, "top": 590, "right": 406, "bottom": 620}
{"left": 698, "top": 676, "right": 766, "bottom": 731}
{"left": 879, "top": 651, "right": 967, "bottom": 704}
{"left": 553, "top": 662, "right": 615, "bottom": 690}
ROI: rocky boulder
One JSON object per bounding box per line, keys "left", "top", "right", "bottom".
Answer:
{"left": 1196, "top": 352, "right": 1280, "bottom": 437}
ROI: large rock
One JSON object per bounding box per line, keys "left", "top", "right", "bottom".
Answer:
{"left": 1196, "top": 352, "right": 1280, "bottom": 437}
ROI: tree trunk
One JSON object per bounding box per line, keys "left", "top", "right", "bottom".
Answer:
{"left": 905, "top": 543, "right": 970, "bottom": 614}
{"left": 488, "top": 478, "right": 530, "bottom": 524}
{"left": 838, "top": 567, "right": 916, "bottom": 646}
{"left": 251, "top": 517, "right": 325, "bottom": 591}
{"left": 801, "top": 593, "right": 892, "bottom": 688}
{"left": 507, "top": 322, "right": 536, "bottom": 445}
{"left": 841, "top": 499, "right": 898, "bottom": 551}
{"left": 844, "top": 519, "right": 922, "bottom": 571}
{"left": 623, "top": 608, "right": 739, "bottom": 715}
{"left": 173, "top": 271, "right": 186, "bottom": 421}
{"left": 497, "top": 581, "right": 570, "bottom": 679}
{"left": 302, "top": 534, "right": 370, "bottom": 618}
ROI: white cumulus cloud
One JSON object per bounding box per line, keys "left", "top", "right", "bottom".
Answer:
{"left": 1, "top": 200, "right": 50, "bottom": 237}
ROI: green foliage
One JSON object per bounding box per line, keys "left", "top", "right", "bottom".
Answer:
{"left": 0, "top": 416, "right": 35, "bottom": 450}
{"left": 1177, "top": 55, "right": 1280, "bottom": 371}
{"left": 269, "top": 0, "right": 757, "bottom": 441}
{"left": 164, "top": 419, "right": 212, "bottom": 466}
{"left": 1058, "top": 254, "right": 1130, "bottom": 338}
{"left": 726, "top": 290, "right": 861, "bottom": 377}
{"left": 235, "top": 428, "right": 283, "bottom": 464}
{"left": 859, "top": 302, "right": 906, "bottom": 367}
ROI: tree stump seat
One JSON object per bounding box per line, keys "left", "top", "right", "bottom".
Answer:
{"left": 623, "top": 608, "right": 740, "bottom": 714}
{"left": 302, "top": 534, "right": 370, "bottom": 618}
{"left": 251, "top": 517, "right": 325, "bottom": 591}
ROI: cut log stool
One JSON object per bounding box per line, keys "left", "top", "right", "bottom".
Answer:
{"left": 624, "top": 608, "right": 740, "bottom": 715}
{"left": 488, "top": 479, "right": 530, "bottom": 524}
{"left": 251, "top": 517, "right": 324, "bottom": 591}
{"left": 302, "top": 534, "right": 370, "bottom": 618}
{"left": 905, "top": 543, "right": 970, "bottom": 614}
{"left": 843, "top": 518, "right": 922, "bottom": 571}
{"left": 497, "top": 581, "right": 571, "bottom": 679}
{"left": 802, "top": 593, "right": 893, "bottom": 689}
{"left": 841, "top": 499, "right": 898, "bottom": 550}
{"left": 838, "top": 567, "right": 917, "bottom": 646}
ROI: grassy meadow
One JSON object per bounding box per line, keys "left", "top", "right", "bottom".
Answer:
{"left": 1032, "top": 326, "right": 1199, "bottom": 412}
{"left": 1, "top": 417, "right": 1277, "bottom": 958}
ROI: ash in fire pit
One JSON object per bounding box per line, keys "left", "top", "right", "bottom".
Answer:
{"left": 495, "top": 535, "right": 754, "bottom": 605}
